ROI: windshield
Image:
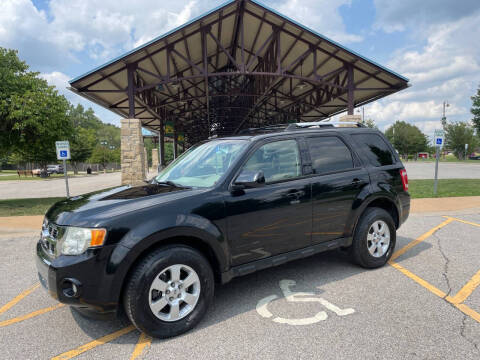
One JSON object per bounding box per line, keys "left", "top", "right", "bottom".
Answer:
{"left": 155, "top": 139, "right": 248, "bottom": 188}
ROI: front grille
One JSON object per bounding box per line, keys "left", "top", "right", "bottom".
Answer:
{"left": 41, "top": 219, "right": 63, "bottom": 257}
{"left": 48, "top": 224, "right": 59, "bottom": 239}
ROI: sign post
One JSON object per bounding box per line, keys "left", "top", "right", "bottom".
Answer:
{"left": 433, "top": 129, "right": 444, "bottom": 196}
{"left": 465, "top": 143, "right": 468, "bottom": 161}
{"left": 55, "top": 141, "right": 71, "bottom": 198}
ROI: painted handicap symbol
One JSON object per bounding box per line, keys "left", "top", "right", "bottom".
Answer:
{"left": 256, "top": 279, "right": 355, "bottom": 325}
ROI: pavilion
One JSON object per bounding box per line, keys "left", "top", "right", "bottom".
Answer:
{"left": 69, "top": 0, "right": 409, "bottom": 185}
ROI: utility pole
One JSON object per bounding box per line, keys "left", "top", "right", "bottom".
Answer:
{"left": 441, "top": 101, "right": 449, "bottom": 127}
{"left": 356, "top": 107, "right": 365, "bottom": 123}
{"left": 440, "top": 101, "right": 449, "bottom": 160}
{"left": 100, "top": 140, "right": 108, "bottom": 173}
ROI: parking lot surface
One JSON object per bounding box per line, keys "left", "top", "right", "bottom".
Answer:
{"left": 404, "top": 161, "right": 480, "bottom": 179}
{"left": 1, "top": 211, "right": 479, "bottom": 359}
{"left": 0, "top": 171, "right": 157, "bottom": 200}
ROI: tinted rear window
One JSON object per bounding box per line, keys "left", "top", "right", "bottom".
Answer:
{"left": 307, "top": 136, "right": 353, "bottom": 174}
{"left": 352, "top": 133, "right": 395, "bottom": 167}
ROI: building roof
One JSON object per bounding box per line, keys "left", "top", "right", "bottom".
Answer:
{"left": 69, "top": 0, "right": 409, "bottom": 144}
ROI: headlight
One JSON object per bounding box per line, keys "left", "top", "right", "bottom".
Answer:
{"left": 59, "top": 227, "right": 107, "bottom": 256}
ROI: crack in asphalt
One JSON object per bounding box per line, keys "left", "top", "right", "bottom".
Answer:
{"left": 434, "top": 233, "right": 452, "bottom": 298}
{"left": 460, "top": 314, "right": 480, "bottom": 353}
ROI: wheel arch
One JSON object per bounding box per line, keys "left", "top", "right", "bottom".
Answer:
{"left": 115, "top": 232, "right": 225, "bottom": 315}
{"left": 348, "top": 195, "right": 400, "bottom": 243}
{"left": 365, "top": 197, "right": 399, "bottom": 229}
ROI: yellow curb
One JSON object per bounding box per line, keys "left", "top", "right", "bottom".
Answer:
{"left": 410, "top": 196, "right": 480, "bottom": 213}
{"left": 0, "top": 215, "right": 43, "bottom": 231}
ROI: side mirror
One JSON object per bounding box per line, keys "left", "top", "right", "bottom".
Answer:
{"left": 233, "top": 170, "right": 265, "bottom": 190}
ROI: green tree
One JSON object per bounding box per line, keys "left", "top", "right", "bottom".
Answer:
{"left": 69, "top": 127, "right": 96, "bottom": 174}
{"left": 0, "top": 48, "right": 73, "bottom": 167}
{"left": 384, "top": 121, "right": 428, "bottom": 158}
{"left": 363, "top": 118, "right": 377, "bottom": 129}
{"left": 89, "top": 145, "right": 118, "bottom": 170}
{"left": 444, "top": 121, "right": 477, "bottom": 160}
{"left": 471, "top": 84, "right": 480, "bottom": 133}
{"left": 68, "top": 104, "right": 101, "bottom": 130}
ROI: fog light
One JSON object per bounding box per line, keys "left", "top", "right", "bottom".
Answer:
{"left": 61, "top": 278, "right": 82, "bottom": 298}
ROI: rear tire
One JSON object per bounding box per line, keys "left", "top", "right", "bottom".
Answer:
{"left": 351, "top": 207, "right": 396, "bottom": 268}
{"left": 123, "top": 245, "right": 214, "bottom": 338}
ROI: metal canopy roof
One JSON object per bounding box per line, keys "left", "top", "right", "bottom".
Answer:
{"left": 69, "top": 0, "right": 409, "bottom": 144}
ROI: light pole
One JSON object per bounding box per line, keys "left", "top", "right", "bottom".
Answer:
{"left": 441, "top": 101, "right": 449, "bottom": 127}
{"left": 440, "top": 101, "right": 449, "bottom": 160}
{"left": 109, "top": 145, "right": 115, "bottom": 171}
{"left": 356, "top": 107, "right": 365, "bottom": 123}
{"left": 100, "top": 140, "right": 108, "bottom": 173}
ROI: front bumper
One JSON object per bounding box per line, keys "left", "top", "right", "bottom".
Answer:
{"left": 36, "top": 240, "right": 119, "bottom": 317}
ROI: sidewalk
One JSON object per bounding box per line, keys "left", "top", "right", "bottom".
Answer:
{"left": 410, "top": 196, "right": 480, "bottom": 213}
{"left": 0, "top": 215, "right": 43, "bottom": 238}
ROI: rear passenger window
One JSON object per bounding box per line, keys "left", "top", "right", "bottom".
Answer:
{"left": 353, "top": 133, "right": 395, "bottom": 167}
{"left": 307, "top": 136, "right": 353, "bottom": 174}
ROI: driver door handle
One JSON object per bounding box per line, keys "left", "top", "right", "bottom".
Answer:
{"left": 351, "top": 178, "right": 364, "bottom": 187}
{"left": 286, "top": 190, "right": 305, "bottom": 199}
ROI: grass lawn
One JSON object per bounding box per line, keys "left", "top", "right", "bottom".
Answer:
{"left": 409, "top": 179, "right": 480, "bottom": 198}
{"left": 0, "top": 197, "right": 65, "bottom": 217}
{"left": 0, "top": 173, "right": 71, "bottom": 181}
{"left": 0, "top": 170, "right": 18, "bottom": 174}
{"left": 0, "top": 172, "right": 105, "bottom": 181}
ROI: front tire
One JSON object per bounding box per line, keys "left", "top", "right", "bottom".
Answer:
{"left": 123, "top": 245, "right": 214, "bottom": 338}
{"left": 351, "top": 207, "right": 396, "bottom": 268}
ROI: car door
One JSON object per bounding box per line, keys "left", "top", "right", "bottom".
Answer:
{"left": 305, "top": 134, "right": 369, "bottom": 244}
{"left": 225, "top": 138, "right": 312, "bottom": 266}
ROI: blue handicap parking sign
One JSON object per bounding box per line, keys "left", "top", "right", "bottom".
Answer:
{"left": 436, "top": 138, "right": 442, "bottom": 145}
{"left": 60, "top": 150, "right": 68, "bottom": 157}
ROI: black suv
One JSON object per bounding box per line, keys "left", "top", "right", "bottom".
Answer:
{"left": 36, "top": 123, "right": 410, "bottom": 338}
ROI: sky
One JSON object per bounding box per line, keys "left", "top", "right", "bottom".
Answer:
{"left": 1, "top": 0, "right": 480, "bottom": 137}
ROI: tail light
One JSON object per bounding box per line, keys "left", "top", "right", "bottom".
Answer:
{"left": 400, "top": 169, "right": 408, "bottom": 191}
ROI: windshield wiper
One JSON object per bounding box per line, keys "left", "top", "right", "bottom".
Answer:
{"left": 151, "top": 179, "right": 188, "bottom": 188}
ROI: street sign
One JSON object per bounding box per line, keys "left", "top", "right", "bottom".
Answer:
{"left": 434, "top": 129, "right": 444, "bottom": 147}
{"left": 55, "top": 141, "right": 70, "bottom": 197}
{"left": 433, "top": 129, "right": 444, "bottom": 196}
{"left": 55, "top": 141, "right": 71, "bottom": 160}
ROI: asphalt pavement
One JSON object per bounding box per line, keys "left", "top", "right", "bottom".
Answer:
{"left": 404, "top": 161, "right": 480, "bottom": 179}
{"left": 0, "top": 211, "right": 479, "bottom": 359}
{"left": 0, "top": 171, "right": 155, "bottom": 200}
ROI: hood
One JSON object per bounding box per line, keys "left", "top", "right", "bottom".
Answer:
{"left": 45, "top": 183, "right": 205, "bottom": 227}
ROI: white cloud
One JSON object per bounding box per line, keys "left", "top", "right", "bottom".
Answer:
{"left": 275, "top": 0, "right": 362, "bottom": 43}
{"left": 0, "top": 0, "right": 213, "bottom": 70}
{"left": 3, "top": 0, "right": 478, "bottom": 134}
{"left": 373, "top": 0, "right": 480, "bottom": 33}
{"left": 366, "top": 10, "right": 480, "bottom": 129}
{"left": 40, "top": 71, "right": 121, "bottom": 125}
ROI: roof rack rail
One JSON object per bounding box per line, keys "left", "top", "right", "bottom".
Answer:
{"left": 284, "top": 121, "right": 365, "bottom": 131}
{"left": 238, "top": 125, "right": 290, "bottom": 135}
{"left": 237, "top": 120, "right": 365, "bottom": 135}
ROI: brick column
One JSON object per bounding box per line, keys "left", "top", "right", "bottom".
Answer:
{"left": 339, "top": 114, "right": 362, "bottom": 122}
{"left": 152, "top": 148, "right": 159, "bottom": 170}
{"left": 121, "top": 118, "right": 146, "bottom": 186}
{"left": 144, "top": 147, "right": 148, "bottom": 175}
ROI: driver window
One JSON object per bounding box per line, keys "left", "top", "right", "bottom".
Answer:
{"left": 240, "top": 139, "right": 301, "bottom": 183}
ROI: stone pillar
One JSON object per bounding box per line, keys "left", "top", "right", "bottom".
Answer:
{"left": 121, "top": 118, "right": 146, "bottom": 186}
{"left": 144, "top": 147, "right": 148, "bottom": 175}
{"left": 173, "top": 128, "right": 178, "bottom": 160}
{"left": 339, "top": 114, "right": 362, "bottom": 123}
{"left": 152, "top": 148, "right": 159, "bottom": 170}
